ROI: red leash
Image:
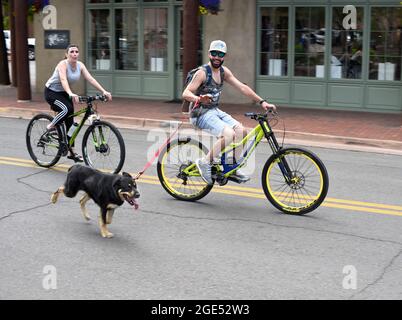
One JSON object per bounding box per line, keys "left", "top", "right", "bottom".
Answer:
{"left": 134, "top": 99, "right": 200, "bottom": 180}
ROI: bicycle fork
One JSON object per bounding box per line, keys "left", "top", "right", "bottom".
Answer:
{"left": 261, "top": 120, "right": 293, "bottom": 184}
{"left": 90, "top": 123, "right": 108, "bottom": 153}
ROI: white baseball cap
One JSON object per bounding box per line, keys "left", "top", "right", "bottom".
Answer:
{"left": 209, "top": 40, "right": 227, "bottom": 53}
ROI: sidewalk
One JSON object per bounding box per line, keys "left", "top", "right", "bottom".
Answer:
{"left": 1, "top": 85, "right": 401, "bottom": 155}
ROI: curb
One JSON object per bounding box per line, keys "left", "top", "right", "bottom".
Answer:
{"left": 1, "top": 106, "right": 402, "bottom": 156}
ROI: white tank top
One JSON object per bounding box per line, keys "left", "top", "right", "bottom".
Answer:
{"left": 45, "top": 60, "right": 81, "bottom": 92}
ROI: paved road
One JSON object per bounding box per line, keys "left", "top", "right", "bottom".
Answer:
{"left": 1, "top": 117, "right": 402, "bottom": 299}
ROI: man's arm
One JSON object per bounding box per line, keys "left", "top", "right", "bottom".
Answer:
{"left": 223, "top": 66, "right": 277, "bottom": 111}
{"left": 182, "top": 69, "right": 212, "bottom": 105}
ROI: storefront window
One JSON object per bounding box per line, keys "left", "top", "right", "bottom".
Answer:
{"left": 259, "top": 7, "right": 288, "bottom": 76}
{"left": 294, "top": 7, "right": 325, "bottom": 77}
{"left": 331, "top": 7, "right": 364, "bottom": 79}
{"left": 369, "top": 7, "right": 402, "bottom": 81}
{"left": 88, "top": 0, "right": 109, "bottom": 3}
{"left": 115, "top": 9, "right": 139, "bottom": 70}
{"left": 144, "top": 8, "right": 168, "bottom": 72}
{"left": 88, "top": 9, "right": 111, "bottom": 70}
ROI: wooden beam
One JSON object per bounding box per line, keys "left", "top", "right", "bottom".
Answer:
{"left": 14, "top": 0, "right": 31, "bottom": 101}
{"left": 182, "top": 0, "right": 199, "bottom": 111}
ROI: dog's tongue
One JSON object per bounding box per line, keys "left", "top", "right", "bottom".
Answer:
{"left": 132, "top": 199, "right": 139, "bottom": 210}
{"left": 125, "top": 195, "right": 139, "bottom": 210}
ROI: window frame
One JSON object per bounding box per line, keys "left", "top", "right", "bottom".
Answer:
{"left": 86, "top": 0, "right": 172, "bottom": 73}
{"left": 368, "top": 5, "right": 402, "bottom": 82}
{"left": 257, "top": 5, "right": 290, "bottom": 78}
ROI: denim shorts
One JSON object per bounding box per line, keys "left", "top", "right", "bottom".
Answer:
{"left": 190, "top": 108, "right": 240, "bottom": 137}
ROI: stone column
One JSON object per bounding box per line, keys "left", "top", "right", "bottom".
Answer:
{"left": 34, "top": 0, "right": 85, "bottom": 94}
{"left": 204, "top": 0, "right": 256, "bottom": 104}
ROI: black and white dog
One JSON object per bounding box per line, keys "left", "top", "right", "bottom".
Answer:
{"left": 51, "top": 165, "right": 140, "bottom": 238}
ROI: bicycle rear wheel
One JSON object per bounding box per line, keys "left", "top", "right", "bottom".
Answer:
{"left": 262, "top": 147, "right": 329, "bottom": 215}
{"left": 82, "top": 120, "right": 125, "bottom": 174}
{"left": 26, "top": 113, "right": 63, "bottom": 168}
{"left": 157, "top": 138, "right": 213, "bottom": 201}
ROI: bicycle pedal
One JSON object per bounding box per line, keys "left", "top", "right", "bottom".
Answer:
{"left": 228, "top": 175, "right": 250, "bottom": 184}
{"left": 60, "top": 146, "right": 68, "bottom": 157}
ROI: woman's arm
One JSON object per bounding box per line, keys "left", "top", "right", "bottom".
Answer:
{"left": 80, "top": 62, "right": 112, "bottom": 101}
{"left": 58, "top": 60, "right": 80, "bottom": 103}
{"left": 58, "top": 61, "right": 74, "bottom": 96}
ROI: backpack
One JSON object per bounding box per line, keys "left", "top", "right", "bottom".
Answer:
{"left": 181, "top": 64, "right": 223, "bottom": 113}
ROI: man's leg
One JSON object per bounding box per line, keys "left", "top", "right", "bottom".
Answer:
{"left": 233, "top": 124, "right": 248, "bottom": 163}
{"left": 197, "top": 126, "right": 235, "bottom": 185}
{"left": 228, "top": 124, "right": 250, "bottom": 182}
{"left": 206, "top": 126, "right": 236, "bottom": 162}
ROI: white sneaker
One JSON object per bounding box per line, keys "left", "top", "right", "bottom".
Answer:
{"left": 232, "top": 168, "right": 250, "bottom": 183}
{"left": 195, "top": 158, "right": 213, "bottom": 185}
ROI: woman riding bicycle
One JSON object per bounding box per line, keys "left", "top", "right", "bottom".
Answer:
{"left": 44, "top": 44, "right": 112, "bottom": 162}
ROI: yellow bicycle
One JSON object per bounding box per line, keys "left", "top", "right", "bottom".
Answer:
{"left": 157, "top": 111, "right": 329, "bottom": 215}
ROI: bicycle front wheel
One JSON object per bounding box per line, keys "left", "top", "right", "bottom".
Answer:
{"left": 82, "top": 120, "right": 126, "bottom": 174}
{"left": 157, "top": 138, "right": 213, "bottom": 201}
{"left": 26, "top": 113, "right": 63, "bottom": 168}
{"left": 262, "top": 147, "right": 329, "bottom": 215}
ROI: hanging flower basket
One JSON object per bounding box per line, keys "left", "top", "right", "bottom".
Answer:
{"left": 199, "top": 0, "right": 221, "bottom": 15}
{"left": 28, "top": 0, "right": 50, "bottom": 13}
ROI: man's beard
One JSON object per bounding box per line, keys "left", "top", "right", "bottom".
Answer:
{"left": 210, "top": 58, "right": 224, "bottom": 69}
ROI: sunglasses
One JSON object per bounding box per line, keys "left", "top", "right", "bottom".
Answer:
{"left": 210, "top": 50, "right": 225, "bottom": 58}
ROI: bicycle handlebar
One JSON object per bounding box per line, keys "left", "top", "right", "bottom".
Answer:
{"left": 78, "top": 94, "right": 108, "bottom": 103}
{"left": 244, "top": 110, "right": 277, "bottom": 120}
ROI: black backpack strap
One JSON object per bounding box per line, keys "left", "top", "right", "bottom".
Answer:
{"left": 203, "top": 64, "right": 213, "bottom": 86}
{"left": 200, "top": 64, "right": 224, "bottom": 88}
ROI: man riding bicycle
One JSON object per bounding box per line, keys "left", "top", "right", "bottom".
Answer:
{"left": 182, "top": 40, "right": 277, "bottom": 185}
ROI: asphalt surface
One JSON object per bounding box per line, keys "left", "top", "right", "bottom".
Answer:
{"left": 1, "top": 117, "right": 402, "bottom": 300}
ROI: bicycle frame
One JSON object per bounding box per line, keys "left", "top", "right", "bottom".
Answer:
{"left": 65, "top": 107, "right": 90, "bottom": 146}
{"left": 182, "top": 116, "right": 284, "bottom": 178}
{"left": 62, "top": 102, "right": 102, "bottom": 148}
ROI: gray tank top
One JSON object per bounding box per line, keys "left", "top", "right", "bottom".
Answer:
{"left": 45, "top": 60, "right": 81, "bottom": 92}
{"left": 190, "top": 66, "right": 224, "bottom": 118}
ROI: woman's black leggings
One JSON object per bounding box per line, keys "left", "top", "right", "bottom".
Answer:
{"left": 44, "top": 86, "right": 74, "bottom": 132}
{"left": 44, "top": 87, "right": 77, "bottom": 146}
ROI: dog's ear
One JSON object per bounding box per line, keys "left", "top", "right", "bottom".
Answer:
{"left": 122, "top": 172, "right": 132, "bottom": 178}
{"left": 113, "top": 178, "right": 122, "bottom": 191}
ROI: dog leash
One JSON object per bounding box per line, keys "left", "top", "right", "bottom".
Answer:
{"left": 133, "top": 99, "right": 201, "bottom": 180}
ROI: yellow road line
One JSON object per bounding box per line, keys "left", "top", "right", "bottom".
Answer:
{"left": 2, "top": 156, "right": 402, "bottom": 217}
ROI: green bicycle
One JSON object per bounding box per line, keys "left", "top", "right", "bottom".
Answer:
{"left": 157, "top": 112, "right": 329, "bottom": 215}
{"left": 26, "top": 94, "right": 126, "bottom": 174}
